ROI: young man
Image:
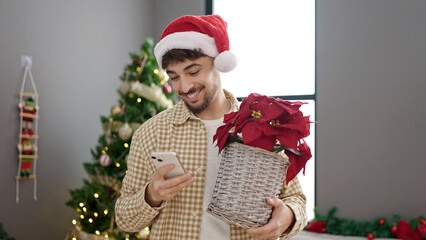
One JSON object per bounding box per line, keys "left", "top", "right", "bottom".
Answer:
{"left": 115, "top": 15, "right": 307, "bottom": 240}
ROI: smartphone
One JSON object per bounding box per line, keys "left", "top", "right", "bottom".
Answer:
{"left": 150, "top": 152, "right": 186, "bottom": 179}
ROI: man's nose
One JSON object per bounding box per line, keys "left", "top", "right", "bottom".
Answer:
{"left": 179, "top": 76, "right": 195, "bottom": 94}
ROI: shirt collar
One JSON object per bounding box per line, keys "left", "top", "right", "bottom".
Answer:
{"left": 172, "top": 89, "right": 239, "bottom": 125}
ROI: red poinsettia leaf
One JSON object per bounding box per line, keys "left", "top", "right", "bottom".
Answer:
{"left": 223, "top": 111, "right": 239, "bottom": 124}
{"left": 214, "top": 124, "right": 234, "bottom": 153}
{"left": 245, "top": 134, "right": 276, "bottom": 151}
{"left": 274, "top": 100, "right": 306, "bottom": 115}
{"left": 286, "top": 142, "right": 312, "bottom": 184}
{"left": 307, "top": 221, "right": 327, "bottom": 233}
{"left": 240, "top": 93, "right": 268, "bottom": 110}
{"left": 417, "top": 224, "right": 426, "bottom": 235}
{"left": 241, "top": 122, "right": 262, "bottom": 144}
{"left": 419, "top": 218, "right": 426, "bottom": 226}
{"left": 283, "top": 116, "right": 311, "bottom": 137}
{"left": 234, "top": 118, "right": 251, "bottom": 135}
{"left": 395, "top": 219, "right": 424, "bottom": 240}
{"left": 262, "top": 102, "right": 286, "bottom": 121}
{"left": 276, "top": 129, "right": 302, "bottom": 150}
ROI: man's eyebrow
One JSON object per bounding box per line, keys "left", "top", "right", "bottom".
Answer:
{"left": 184, "top": 63, "right": 202, "bottom": 71}
{"left": 166, "top": 63, "right": 202, "bottom": 75}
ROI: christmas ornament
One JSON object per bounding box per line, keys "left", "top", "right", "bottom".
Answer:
{"left": 110, "top": 105, "right": 122, "bottom": 116}
{"left": 158, "top": 69, "right": 168, "bottom": 81}
{"left": 20, "top": 97, "right": 37, "bottom": 135}
{"left": 16, "top": 55, "right": 39, "bottom": 203}
{"left": 138, "top": 227, "right": 150, "bottom": 239}
{"left": 19, "top": 138, "right": 35, "bottom": 177}
{"left": 163, "top": 85, "right": 172, "bottom": 94}
{"left": 99, "top": 154, "right": 111, "bottom": 167}
{"left": 130, "top": 81, "right": 173, "bottom": 108}
{"left": 118, "top": 123, "right": 133, "bottom": 141}
{"left": 379, "top": 218, "right": 385, "bottom": 225}
{"left": 390, "top": 225, "right": 398, "bottom": 234}
{"left": 366, "top": 233, "right": 374, "bottom": 240}
{"left": 118, "top": 81, "right": 130, "bottom": 95}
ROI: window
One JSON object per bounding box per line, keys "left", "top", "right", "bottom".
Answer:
{"left": 210, "top": 0, "right": 316, "bottom": 220}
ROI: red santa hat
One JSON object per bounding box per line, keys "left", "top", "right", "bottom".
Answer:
{"left": 154, "top": 15, "right": 237, "bottom": 73}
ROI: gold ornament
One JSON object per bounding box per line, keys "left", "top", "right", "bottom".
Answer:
{"left": 138, "top": 227, "right": 150, "bottom": 239}
{"left": 110, "top": 105, "right": 121, "bottom": 116}
{"left": 118, "top": 123, "right": 133, "bottom": 141}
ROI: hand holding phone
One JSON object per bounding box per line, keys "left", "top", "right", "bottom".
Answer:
{"left": 146, "top": 152, "right": 192, "bottom": 207}
{"left": 150, "top": 152, "right": 186, "bottom": 179}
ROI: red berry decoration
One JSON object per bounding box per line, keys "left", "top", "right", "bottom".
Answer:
{"left": 390, "top": 225, "right": 398, "bottom": 233}
{"left": 367, "top": 233, "right": 374, "bottom": 240}
{"left": 163, "top": 85, "right": 172, "bottom": 94}
{"left": 379, "top": 218, "right": 385, "bottom": 225}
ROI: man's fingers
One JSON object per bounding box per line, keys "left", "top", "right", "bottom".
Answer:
{"left": 156, "top": 176, "right": 194, "bottom": 198}
{"left": 152, "top": 164, "right": 176, "bottom": 180}
{"left": 267, "top": 197, "right": 283, "bottom": 208}
{"left": 160, "top": 172, "right": 193, "bottom": 189}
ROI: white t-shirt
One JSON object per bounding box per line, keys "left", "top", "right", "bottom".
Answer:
{"left": 199, "top": 117, "right": 231, "bottom": 240}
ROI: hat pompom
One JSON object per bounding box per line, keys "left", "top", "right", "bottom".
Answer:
{"left": 214, "top": 51, "right": 237, "bottom": 73}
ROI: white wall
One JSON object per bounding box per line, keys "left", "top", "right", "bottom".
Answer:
{"left": 316, "top": 0, "right": 426, "bottom": 220}
{"left": 0, "top": 1, "right": 154, "bottom": 239}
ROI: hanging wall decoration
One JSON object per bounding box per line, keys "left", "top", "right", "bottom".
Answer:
{"left": 16, "top": 55, "right": 40, "bottom": 203}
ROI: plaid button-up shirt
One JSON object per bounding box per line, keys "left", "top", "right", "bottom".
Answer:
{"left": 115, "top": 90, "right": 307, "bottom": 239}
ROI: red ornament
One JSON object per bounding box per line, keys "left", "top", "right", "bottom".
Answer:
{"left": 390, "top": 225, "right": 398, "bottom": 234}
{"left": 163, "top": 85, "right": 172, "bottom": 94}
{"left": 367, "top": 233, "right": 374, "bottom": 240}
{"left": 379, "top": 218, "right": 385, "bottom": 225}
{"left": 99, "top": 154, "right": 111, "bottom": 167}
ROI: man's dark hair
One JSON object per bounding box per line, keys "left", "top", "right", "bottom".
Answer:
{"left": 161, "top": 49, "right": 207, "bottom": 69}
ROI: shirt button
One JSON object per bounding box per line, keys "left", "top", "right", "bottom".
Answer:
{"left": 192, "top": 210, "right": 200, "bottom": 216}
{"left": 197, "top": 167, "right": 203, "bottom": 174}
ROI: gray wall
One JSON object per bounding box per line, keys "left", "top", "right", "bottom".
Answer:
{"left": 0, "top": 1, "right": 155, "bottom": 239}
{"left": 316, "top": 0, "right": 426, "bottom": 220}
{"left": 153, "top": 0, "right": 205, "bottom": 41}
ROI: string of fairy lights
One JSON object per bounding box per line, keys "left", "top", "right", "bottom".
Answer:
{"left": 67, "top": 40, "right": 172, "bottom": 239}
{"left": 70, "top": 191, "right": 150, "bottom": 239}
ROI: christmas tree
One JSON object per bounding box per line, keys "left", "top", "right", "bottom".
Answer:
{"left": 66, "top": 38, "right": 176, "bottom": 240}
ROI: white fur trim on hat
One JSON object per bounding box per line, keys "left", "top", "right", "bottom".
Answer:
{"left": 154, "top": 32, "right": 218, "bottom": 68}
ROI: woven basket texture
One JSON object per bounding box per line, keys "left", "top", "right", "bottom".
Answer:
{"left": 207, "top": 142, "right": 290, "bottom": 228}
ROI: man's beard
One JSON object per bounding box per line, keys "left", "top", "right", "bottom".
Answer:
{"left": 181, "top": 85, "right": 217, "bottom": 114}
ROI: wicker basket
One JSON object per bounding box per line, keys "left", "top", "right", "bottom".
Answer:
{"left": 206, "top": 142, "right": 290, "bottom": 228}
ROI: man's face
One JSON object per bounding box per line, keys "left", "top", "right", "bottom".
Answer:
{"left": 166, "top": 56, "right": 220, "bottom": 114}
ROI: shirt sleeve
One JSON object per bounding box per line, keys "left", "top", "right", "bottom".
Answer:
{"left": 279, "top": 176, "right": 308, "bottom": 239}
{"left": 115, "top": 121, "right": 165, "bottom": 232}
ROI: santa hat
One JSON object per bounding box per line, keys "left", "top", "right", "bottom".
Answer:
{"left": 154, "top": 15, "right": 237, "bottom": 73}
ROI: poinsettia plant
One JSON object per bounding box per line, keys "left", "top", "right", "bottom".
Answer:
{"left": 213, "top": 93, "right": 313, "bottom": 184}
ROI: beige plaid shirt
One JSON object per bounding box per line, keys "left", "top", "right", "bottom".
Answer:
{"left": 115, "top": 90, "right": 307, "bottom": 240}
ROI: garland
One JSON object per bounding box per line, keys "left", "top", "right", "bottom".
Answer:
{"left": 306, "top": 208, "right": 426, "bottom": 239}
